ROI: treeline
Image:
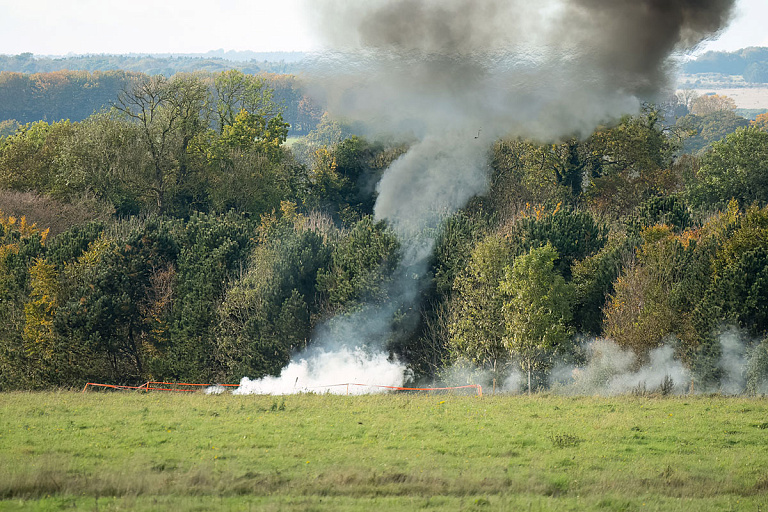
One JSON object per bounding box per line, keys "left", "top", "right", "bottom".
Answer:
{"left": 683, "top": 47, "right": 768, "bottom": 83}
{"left": 0, "top": 52, "right": 304, "bottom": 76}
{"left": 0, "top": 70, "right": 141, "bottom": 127}
{"left": 0, "top": 69, "right": 321, "bottom": 135}
{"left": 1, "top": 73, "right": 768, "bottom": 391}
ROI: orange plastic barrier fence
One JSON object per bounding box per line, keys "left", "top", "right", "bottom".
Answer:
{"left": 143, "top": 381, "right": 239, "bottom": 392}
{"left": 82, "top": 381, "right": 482, "bottom": 396}
{"left": 81, "top": 381, "right": 238, "bottom": 393}
{"left": 81, "top": 382, "right": 147, "bottom": 392}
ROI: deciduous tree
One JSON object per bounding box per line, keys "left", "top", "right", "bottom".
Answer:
{"left": 690, "top": 94, "right": 737, "bottom": 116}
{"left": 114, "top": 74, "right": 209, "bottom": 213}
{"left": 448, "top": 234, "right": 511, "bottom": 376}
{"left": 500, "top": 243, "right": 573, "bottom": 394}
{"left": 687, "top": 127, "right": 768, "bottom": 209}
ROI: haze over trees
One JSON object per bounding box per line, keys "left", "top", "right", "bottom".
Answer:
{"left": 0, "top": 52, "right": 306, "bottom": 76}
{"left": 0, "top": 64, "right": 768, "bottom": 393}
{"left": 684, "top": 47, "right": 768, "bottom": 83}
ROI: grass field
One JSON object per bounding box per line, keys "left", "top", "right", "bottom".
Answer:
{"left": 1, "top": 391, "right": 767, "bottom": 511}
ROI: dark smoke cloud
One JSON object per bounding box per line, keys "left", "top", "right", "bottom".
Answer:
{"left": 306, "top": 0, "right": 736, "bottom": 145}
{"left": 311, "top": 0, "right": 735, "bottom": 95}
{"left": 564, "top": 0, "right": 738, "bottom": 95}
{"left": 303, "top": 0, "right": 733, "bottom": 245}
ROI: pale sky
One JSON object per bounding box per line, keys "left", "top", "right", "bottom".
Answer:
{"left": 0, "top": 0, "right": 317, "bottom": 55}
{"left": 0, "top": 0, "right": 765, "bottom": 56}
{"left": 696, "top": 0, "right": 768, "bottom": 54}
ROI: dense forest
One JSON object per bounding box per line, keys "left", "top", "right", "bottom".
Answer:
{"left": 1, "top": 69, "right": 768, "bottom": 393}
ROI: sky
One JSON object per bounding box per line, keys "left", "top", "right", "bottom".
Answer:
{"left": 0, "top": 0, "right": 765, "bottom": 56}
{"left": 697, "top": 0, "right": 768, "bottom": 53}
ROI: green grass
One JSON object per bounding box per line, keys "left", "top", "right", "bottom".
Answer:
{"left": 1, "top": 391, "right": 767, "bottom": 511}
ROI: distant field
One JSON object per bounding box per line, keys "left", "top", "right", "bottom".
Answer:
{"left": 1, "top": 392, "right": 767, "bottom": 511}
{"left": 284, "top": 136, "right": 303, "bottom": 147}
{"left": 685, "top": 87, "right": 768, "bottom": 109}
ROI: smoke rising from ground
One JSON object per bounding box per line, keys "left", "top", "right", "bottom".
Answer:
{"left": 234, "top": 305, "right": 412, "bottom": 395}
{"left": 374, "top": 134, "right": 490, "bottom": 262}
{"left": 552, "top": 339, "right": 690, "bottom": 396}
{"left": 718, "top": 328, "right": 748, "bottom": 394}
{"left": 234, "top": 346, "right": 408, "bottom": 395}
{"left": 235, "top": 1, "right": 735, "bottom": 394}
{"left": 546, "top": 332, "right": 758, "bottom": 396}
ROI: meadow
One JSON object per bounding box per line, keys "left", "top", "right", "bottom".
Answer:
{"left": 1, "top": 391, "right": 767, "bottom": 511}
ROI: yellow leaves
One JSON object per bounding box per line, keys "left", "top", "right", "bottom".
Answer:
{"left": 313, "top": 147, "right": 337, "bottom": 172}
{"left": 640, "top": 224, "right": 674, "bottom": 245}
{"left": 0, "top": 243, "right": 19, "bottom": 260}
{"left": 710, "top": 203, "right": 768, "bottom": 276}
{"left": 1, "top": 214, "right": 17, "bottom": 229}
{"left": 675, "top": 227, "right": 701, "bottom": 249}
{"left": 0, "top": 212, "right": 49, "bottom": 268}
{"left": 17, "top": 215, "right": 41, "bottom": 241}
{"left": 698, "top": 199, "right": 741, "bottom": 240}
{"left": 255, "top": 201, "right": 305, "bottom": 244}
{"left": 29, "top": 258, "right": 58, "bottom": 298}
{"left": 0, "top": 212, "right": 48, "bottom": 243}
{"left": 519, "top": 202, "right": 562, "bottom": 221}
{"left": 280, "top": 200, "right": 300, "bottom": 223}
{"left": 690, "top": 94, "right": 737, "bottom": 116}
{"left": 75, "top": 234, "right": 113, "bottom": 269}
{"left": 23, "top": 258, "right": 59, "bottom": 358}
{"left": 256, "top": 210, "right": 279, "bottom": 243}
{"left": 752, "top": 112, "right": 768, "bottom": 132}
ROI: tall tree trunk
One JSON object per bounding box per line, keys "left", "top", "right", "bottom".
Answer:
{"left": 527, "top": 359, "right": 532, "bottom": 396}
{"left": 128, "top": 324, "right": 143, "bottom": 377}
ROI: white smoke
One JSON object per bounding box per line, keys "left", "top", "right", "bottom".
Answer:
{"left": 204, "top": 385, "right": 227, "bottom": 395}
{"left": 552, "top": 338, "right": 690, "bottom": 395}
{"left": 374, "top": 133, "right": 490, "bottom": 263}
{"left": 718, "top": 328, "right": 747, "bottom": 395}
{"left": 499, "top": 370, "right": 524, "bottom": 394}
{"left": 548, "top": 332, "right": 763, "bottom": 396}
{"left": 233, "top": 305, "right": 413, "bottom": 395}
{"left": 437, "top": 357, "right": 523, "bottom": 394}
{"left": 234, "top": 346, "right": 407, "bottom": 395}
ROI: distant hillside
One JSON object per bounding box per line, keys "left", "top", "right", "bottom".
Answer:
{"left": 0, "top": 52, "right": 309, "bottom": 76}
{"left": 174, "top": 50, "right": 308, "bottom": 63}
{"left": 684, "top": 47, "right": 768, "bottom": 83}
